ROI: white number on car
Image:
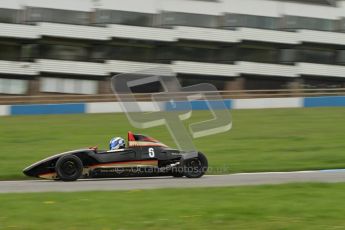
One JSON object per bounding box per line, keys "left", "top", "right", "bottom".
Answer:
{"left": 148, "top": 148, "right": 155, "bottom": 158}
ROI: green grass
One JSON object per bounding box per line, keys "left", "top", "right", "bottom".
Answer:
{"left": 1, "top": 183, "right": 345, "bottom": 229}
{"left": 0, "top": 107, "right": 345, "bottom": 180}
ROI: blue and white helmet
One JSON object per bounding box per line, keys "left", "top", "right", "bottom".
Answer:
{"left": 109, "top": 137, "right": 126, "bottom": 150}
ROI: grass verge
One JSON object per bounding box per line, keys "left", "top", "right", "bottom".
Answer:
{"left": 0, "top": 107, "right": 344, "bottom": 179}
{"left": 1, "top": 183, "right": 345, "bottom": 229}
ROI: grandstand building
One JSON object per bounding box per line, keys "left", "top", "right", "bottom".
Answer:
{"left": 0, "top": 0, "right": 345, "bottom": 95}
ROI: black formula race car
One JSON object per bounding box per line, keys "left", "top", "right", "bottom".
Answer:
{"left": 23, "top": 132, "right": 208, "bottom": 181}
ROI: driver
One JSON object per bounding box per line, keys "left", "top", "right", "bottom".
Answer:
{"left": 109, "top": 137, "right": 126, "bottom": 150}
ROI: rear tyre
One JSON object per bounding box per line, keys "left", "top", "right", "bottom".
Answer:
{"left": 183, "top": 152, "right": 208, "bottom": 178}
{"left": 55, "top": 155, "right": 83, "bottom": 181}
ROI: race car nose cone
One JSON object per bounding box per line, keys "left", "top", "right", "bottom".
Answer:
{"left": 23, "top": 165, "right": 38, "bottom": 177}
{"left": 23, "top": 168, "right": 34, "bottom": 177}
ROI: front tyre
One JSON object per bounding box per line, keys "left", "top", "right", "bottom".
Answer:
{"left": 183, "top": 152, "right": 208, "bottom": 178}
{"left": 55, "top": 155, "right": 83, "bottom": 181}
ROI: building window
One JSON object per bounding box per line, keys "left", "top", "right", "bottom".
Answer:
{"left": 245, "top": 76, "right": 289, "bottom": 90}
{"left": 21, "top": 44, "right": 39, "bottom": 61}
{"left": 110, "top": 45, "right": 153, "bottom": 62}
{"left": 0, "top": 8, "right": 20, "bottom": 23}
{"left": 298, "top": 47, "right": 335, "bottom": 64}
{"left": 339, "top": 18, "right": 345, "bottom": 32}
{"left": 0, "top": 43, "right": 21, "bottom": 61}
{"left": 90, "top": 45, "right": 109, "bottom": 62}
{"left": 275, "top": 0, "right": 336, "bottom": 6}
{"left": 40, "top": 44, "right": 89, "bottom": 61}
{"left": 175, "top": 43, "right": 218, "bottom": 62}
{"left": 0, "top": 79, "right": 28, "bottom": 94}
{"left": 280, "top": 49, "right": 296, "bottom": 64}
{"left": 239, "top": 45, "right": 278, "bottom": 63}
{"left": 283, "top": 15, "right": 335, "bottom": 31}
{"left": 108, "top": 40, "right": 174, "bottom": 63}
{"left": 222, "top": 14, "right": 278, "bottom": 30}
{"left": 336, "top": 50, "right": 345, "bottom": 65}
{"left": 217, "top": 46, "right": 236, "bottom": 63}
{"left": 94, "top": 10, "right": 154, "bottom": 27}
{"left": 153, "top": 44, "right": 175, "bottom": 63}
{"left": 303, "top": 77, "right": 345, "bottom": 89}
{"left": 40, "top": 78, "right": 98, "bottom": 94}
{"left": 26, "top": 7, "right": 89, "bottom": 25}
{"left": 178, "top": 75, "right": 228, "bottom": 90}
{"left": 109, "top": 40, "right": 158, "bottom": 62}
{"left": 160, "top": 11, "right": 218, "bottom": 28}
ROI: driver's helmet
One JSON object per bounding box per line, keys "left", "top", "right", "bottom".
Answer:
{"left": 109, "top": 137, "right": 126, "bottom": 150}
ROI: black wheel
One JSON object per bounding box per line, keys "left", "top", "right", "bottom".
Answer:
{"left": 55, "top": 155, "right": 83, "bottom": 181}
{"left": 183, "top": 152, "right": 208, "bottom": 178}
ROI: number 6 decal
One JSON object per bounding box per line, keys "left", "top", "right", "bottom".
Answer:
{"left": 148, "top": 148, "right": 155, "bottom": 158}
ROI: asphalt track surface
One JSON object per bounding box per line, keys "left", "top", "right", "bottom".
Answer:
{"left": 1, "top": 170, "right": 345, "bottom": 193}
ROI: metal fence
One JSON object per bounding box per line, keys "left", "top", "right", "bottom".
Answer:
{"left": 0, "top": 88, "right": 345, "bottom": 104}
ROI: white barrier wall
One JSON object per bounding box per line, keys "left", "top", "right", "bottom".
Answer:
{"left": 88, "top": 98, "right": 303, "bottom": 113}
{"left": 3, "top": 96, "right": 345, "bottom": 116}
{"left": 232, "top": 98, "right": 303, "bottom": 109}
{"left": 0, "top": 105, "right": 9, "bottom": 116}
{"left": 86, "top": 102, "right": 123, "bottom": 113}
{"left": 86, "top": 102, "right": 162, "bottom": 114}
